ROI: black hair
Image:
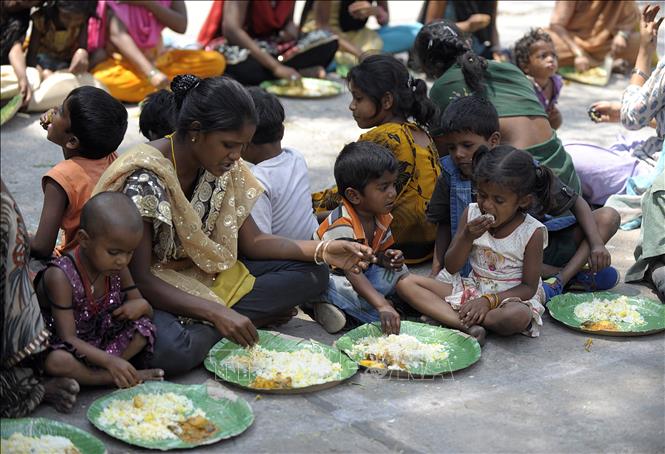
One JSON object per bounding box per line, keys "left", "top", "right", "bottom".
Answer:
{"left": 139, "top": 89, "right": 175, "bottom": 140}
{"left": 44, "top": 0, "right": 98, "bottom": 23}
{"left": 414, "top": 20, "right": 488, "bottom": 92}
{"left": 80, "top": 191, "right": 142, "bottom": 238}
{"left": 472, "top": 145, "right": 555, "bottom": 216}
{"left": 513, "top": 28, "right": 555, "bottom": 72}
{"left": 435, "top": 94, "right": 499, "bottom": 139}
{"left": 170, "top": 74, "right": 257, "bottom": 137}
{"left": 347, "top": 54, "right": 437, "bottom": 127}
{"left": 246, "top": 87, "right": 285, "bottom": 144}
{"left": 334, "top": 141, "right": 398, "bottom": 196}
{"left": 65, "top": 86, "right": 127, "bottom": 159}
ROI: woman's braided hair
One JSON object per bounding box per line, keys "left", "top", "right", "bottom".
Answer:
{"left": 414, "top": 19, "right": 488, "bottom": 92}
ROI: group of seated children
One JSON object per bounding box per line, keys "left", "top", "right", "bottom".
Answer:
{"left": 29, "top": 53, "right": 620, "bottom": 395}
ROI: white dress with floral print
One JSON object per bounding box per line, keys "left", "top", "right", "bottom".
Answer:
{"left": 436, "top": 203, "right": 548, "bottom": 337}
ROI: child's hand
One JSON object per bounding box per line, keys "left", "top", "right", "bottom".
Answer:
{"left": 68, "top": 48, "right": 89, "bottom": 74}
{"left": 39, "top": 108, "right": 55, "bottom": 130}
{"left": 548, "top": 106, "right": 562, "bottom": 129}
{"left": 106, "top": 356, "right": 140, "bottom": 388}
{"left": 458, "top": 297, "right": 491, "bottom": 328}
{"left": 588, "top": 245, "right": 611, "bottom": 273}
{"left": 382, "top": 249, "right": 404, "bottom": 270}
{"left": 113, "top": 299, "right": 152, "bottom": 321}
{"left": 378, "top": 303, "right": 401, "bottom": 335}
{"left": 464, "top": 215, "right": 492, "bottom": 240}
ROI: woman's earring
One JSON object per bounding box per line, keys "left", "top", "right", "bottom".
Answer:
{"left": 191, "top": 138, "right": 196, "bottom": 143}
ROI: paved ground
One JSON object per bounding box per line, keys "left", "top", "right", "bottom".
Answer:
{"left": 1, "top": 1, "right": 664, "bottom": 453}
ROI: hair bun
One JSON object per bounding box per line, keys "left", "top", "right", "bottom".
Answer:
{"left": 171, "top": 74, "right": 201, "bottom": 107}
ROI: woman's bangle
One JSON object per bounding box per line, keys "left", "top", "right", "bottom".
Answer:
{"left": 321, "top": 240, "right": 333, "bottom": 265}
{"left": 314, "top": 241, "right": 326, "bottom": 265}
{"left": 631, "top": 68, "right": 649, "bottom": 81}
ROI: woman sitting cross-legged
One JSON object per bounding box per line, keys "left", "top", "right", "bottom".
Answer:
{"left": 93, "top": 74, "right": 374, "bottom": 376}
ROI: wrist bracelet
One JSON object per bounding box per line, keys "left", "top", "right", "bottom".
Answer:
{"left": 322, "top": 240, "right": 332, "bottom": 265}
{"left": 482, "top": 293, "right": 500, "bottom": 309}
{"left": 314, "top": 241, "right": 326, "bottom": 265}
{"left": 631, "top": 68, "right": 649, "bottom": 81}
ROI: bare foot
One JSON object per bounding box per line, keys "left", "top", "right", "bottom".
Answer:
{"left": 466, "top": 325, "right": 487, "bottom": 346}
{"left": 298, "top": 65, "right": 326, "bottom": 79}
{"left": 137, "top": 368, "right": 165, "bottom": 382}
{"left": 43, "top": 377, "right": 79, "bottom": 413}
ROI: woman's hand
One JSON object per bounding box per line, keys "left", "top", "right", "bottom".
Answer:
{"left": 211, "top": 307, "right": 259, "bottom": 347}
{"left": 348, "top": 1, "right": 374, "bottom": 20}
{"left": 588, "top": 101, "right": 621, "bottom": 123}
{"left": 68, "top": 48, "right": 89, "bottom": 74}
{"left": 105, "top": 356, "right": 140, "bottom": 388}
{"left": 574, "top": 52, "right": 591, "bottom": 72}
{"left": 18, "top": 76, "right": 32, "bottom": 107}
{"left": 639, "top": 4, "right": 663, "bottom": 53}
{"left": 378, "top": 303, "right": 400, "bottom": 335}
{"left": 272, "top": 63, "right": 300, "bottom": 81}
{"left": 458, "top": 297, "right": 491, "bottom": 328}
{"left": 324, "top": 240, "right": 375, "bottom": 274}
{"left": 113, "top": 299, "right": 152, "bottom": 321}
{"left": 611, "top": 33, "right": 628, "bottom": 57}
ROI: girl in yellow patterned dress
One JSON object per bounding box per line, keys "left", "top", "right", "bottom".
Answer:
{"left": 313, "top": 55, "right": 441, "bottom": 263}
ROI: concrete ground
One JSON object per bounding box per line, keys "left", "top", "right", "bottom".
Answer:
{"left": 1, "top": 2, "right": 664, "bottom": 453}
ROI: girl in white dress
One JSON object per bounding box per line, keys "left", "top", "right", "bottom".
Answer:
{"left": 396, "top": 146, "right": 552, "bottom": 343}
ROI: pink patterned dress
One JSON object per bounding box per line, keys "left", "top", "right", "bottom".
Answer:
{"left": 42, "top": 255, "right": 155, "bottom": 361}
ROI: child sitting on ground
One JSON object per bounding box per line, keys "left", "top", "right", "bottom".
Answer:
{"left": 312, "top": 54, "right": 441, "bottom": 263}
{"left": 426, "top": 95, "right": 621, "bottom": 299}
{"left": 138, "top": 89, "right": 175, "bottom": 141}
{"left": 242, "top": 87, "right": 319, "bottom": 240}
{"left": 311, "top": 142, "right": 407, "bottom": 334}
{"left": 513, "top": 28, "right": 563, "bottom": 130}
{"left": 397, "top": 146, "right": 553, "bottom": 344}
{"left": 37, "top": 192, "right": 163, "bottom": 389}
{"left": 31, "top": 86, "right": 127, "bottom": 258}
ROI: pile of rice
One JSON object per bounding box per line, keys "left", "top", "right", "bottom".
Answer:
{"left": 351, "top": 334, "right": 449, "bottom": 370}
{"left": 574, "top": 295, "right": 646, "bottom": 326}
{"left": 221, "top": 345, "right": 342, "bottom": 387}
{"left": 1, "top": 433, "right": 79, "bottom": 454}
{"left": 98, "top": 392, "right": 206, "bottom": 440}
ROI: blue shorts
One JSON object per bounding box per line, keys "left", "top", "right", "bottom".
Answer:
{"left": 324, "top": 264, "right": 408, "bottom": 324}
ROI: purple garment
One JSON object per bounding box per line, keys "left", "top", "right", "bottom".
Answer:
{"left": 43, "top": 255, "right": 155, "bottom": 360}
{"left": 564, "top": 140, "right": 652, "bottom": 206}
{"left": 531, "top": 74, "right": 563, "bottom": 111}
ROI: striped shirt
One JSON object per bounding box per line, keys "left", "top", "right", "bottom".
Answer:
{"left": 314, "top": 198, "right": 394, "bottom": 253}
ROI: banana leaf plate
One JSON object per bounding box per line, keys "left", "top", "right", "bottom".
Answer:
{"left": 334, "top": 321, "right": 481, "bottom": 379}
{"left": 205, "top": 330, "right": 358, "bottom": 394}
{"left": 0, "top": 94, "right": 22, "bottom": 126}
{"left": 259, "top": 78, "right": 343, "bottom": 98}
{"left": 87, "top": 381, "right": 253, "bottom": 450}
{"left": 548, "top": 291, "right": 665, "bottom": 336}
{"left": 1, "top": 417, "right": 106, "bottom": 454}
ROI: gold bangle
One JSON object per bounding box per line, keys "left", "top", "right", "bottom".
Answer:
{"left": 314, "top": 241, "right": 326, "bottom": 265}
{"left": 322, "top": 240, "right": 333, "bottom": 265}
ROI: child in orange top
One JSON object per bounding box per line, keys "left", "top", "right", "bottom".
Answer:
{"left": 312, "top": 142, "right": 407, "bottom": 335}
{"left": 31, "top": 86, "right": 127, "bottom": 258}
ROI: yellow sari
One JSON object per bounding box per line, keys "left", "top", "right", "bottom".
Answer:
{"left": 313, "top": 122, "right": 441, "bottom": 263}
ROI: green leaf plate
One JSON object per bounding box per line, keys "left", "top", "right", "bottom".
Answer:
{"left": 205, "top": 330, "right": 358, "bottom": 394}
{"left": 334, "top": 321, "right": 481, "bottom": 378}
{"left": 548, "top": 291, "right": 665, "bottom": 336}
{"left": 87, "top": 381, "right": 253, "bottom": 450}
{"left": 259, "top": 78, "right": 343, "bottom": 98}
{"left": 1, "top": 417, "right": 105, "bottom": 454}
{"left": 0, "top": 94, "right": 22, "bottom": 126}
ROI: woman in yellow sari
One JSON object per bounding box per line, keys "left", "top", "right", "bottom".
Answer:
{"left": 89, "top": 0, "right": 225, "bottom": 103}
{"left": 313, "top": 55, "right": 441, "bottom": 263}
{"left": 94, "top": 75, "right": 374, "bottom": 376}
